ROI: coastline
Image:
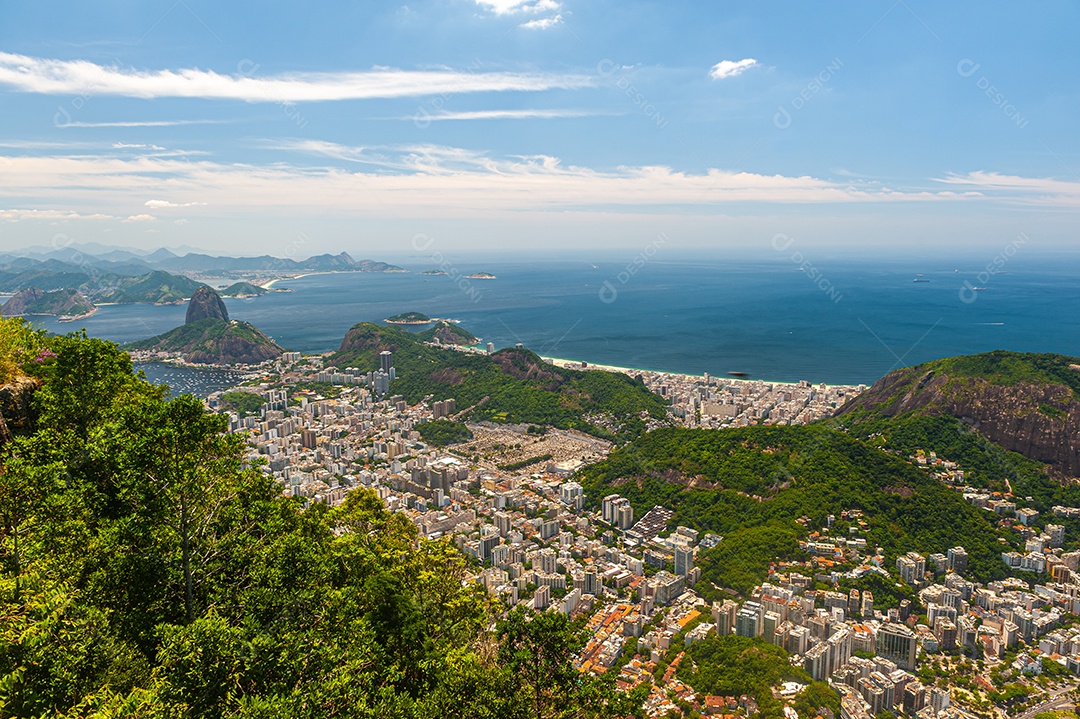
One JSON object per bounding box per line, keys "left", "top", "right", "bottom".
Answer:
{"left": 543, "top": 355, "right": 859, "bottom": 390}
{"left": 261, "top": 268, "right": 409, "bottom": 290}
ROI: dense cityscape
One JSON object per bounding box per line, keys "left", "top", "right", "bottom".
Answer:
{"left": 191, "top": 347, "right": 1080, "bottom": 719}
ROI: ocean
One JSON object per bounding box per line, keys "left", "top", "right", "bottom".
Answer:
{"left": 28, "top": 253, "right": 1080, "bottom": 387}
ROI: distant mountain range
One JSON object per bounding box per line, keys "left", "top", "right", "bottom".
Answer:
{"left": 0, "top": 246, "right": 403, "bottom": 315}
{"left": 0, "top": 246, "right": 403, "bottom": 279}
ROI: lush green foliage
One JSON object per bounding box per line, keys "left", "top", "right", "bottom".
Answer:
{"left": 219, "top": 391, "right": 266, "bottom": 418}
{"left": 930, "top": 351, "right": 1080, "bottom": 398}
{"left": 677, "top": 634, "right": 818, "bottom": 719}
{"left": 329, "top": 323, "right": 668, "bottom": 439}
{"left": 0, "top": 318, "right": 43, "bottom": 383}
{"left": 578, "top": 426, "right": 1014, "bottom": 596}
{"left": 385, "top": 312, "right": 431, "bottom": 323}
{"left": 837, "top": 412, "right": 1080, "bottom": 512}
{"left": 415, "top": 321, "right": 478, "bottom": 346}
{"left": 0, "top": 330, "right": 634, "bottom": 718}
{"left": 219, "top": 282, "right": 267, "bottom": 297}
{"left": 414, "top": 419, "right": 473, "bottom": 447}
{"left": 96, "top": 270, "right": 207, "bottom": 305}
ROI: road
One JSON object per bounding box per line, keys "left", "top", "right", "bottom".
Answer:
{"left": 1014, "top": 685, "right": 1076, "bottom": 719}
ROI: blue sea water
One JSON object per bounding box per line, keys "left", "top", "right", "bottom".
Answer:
{"left": 28, "top": 253, "right": 1080, "bottom": 386}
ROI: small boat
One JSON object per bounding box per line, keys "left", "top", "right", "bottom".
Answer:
{"left": 727, "top": 371, "right": 750, "bottom": 378}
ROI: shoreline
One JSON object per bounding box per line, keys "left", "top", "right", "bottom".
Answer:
{"left": 542, "top": 355, "right": 861, "bottom": 390}
{"left": 261, "top": 269, "right": 408, "bottom": 290}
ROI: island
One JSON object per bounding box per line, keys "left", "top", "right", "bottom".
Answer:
{"left": 1, "top": 287, "right": 97, "bottom": 320}
{"left": 384, "top": 311, "right": 433, "bottom": 325}
{"left": 421, "top": 269, "right": 448, "bottom": 276}
{"left": 218, "top": 281, "right": 268, "bottom": 298}
{"left": 465, "top": 272, "right": 496, "bottom": 279}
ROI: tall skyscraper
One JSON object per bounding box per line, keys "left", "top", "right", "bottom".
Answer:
{"left": 380, "top": 350, "right": 393, "bottom": 374}
{"left": 674, "top": 546, "right": 694, "bottom": 577}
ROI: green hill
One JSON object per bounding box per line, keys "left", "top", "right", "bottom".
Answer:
{"left": 219, "top": 281, "right": 268, "bottom": 297}
{"left": 97, "top": 270, "right": 207, "bottom": 304}
{"left": 578, "top": 425, "right": 1016, "bottom": 595}
{"left": 835, "top": 350, "right": 1080, "bottom": 479}
{"left": 415, "top": 320, "right": 477, "bottom": 346}
{"left": 329, "top": 322, "right": 668, "bottom": 439}
{"left": 127, "top": 318, "right": 283, "bottom": 365}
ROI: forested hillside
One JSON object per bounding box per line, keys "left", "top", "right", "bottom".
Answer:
{"left": 578, "top": 425, "right": 1016, "bottom": 596}
{"left": 0, "top": 319, "right": 637, "bottom": 719}
{"left": 329, "top": 322, "right": 668, "bottom": 439}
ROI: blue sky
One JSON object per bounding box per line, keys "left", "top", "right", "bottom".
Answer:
{"left": 0, "top": 0, "right": 1077, "bottom": 258}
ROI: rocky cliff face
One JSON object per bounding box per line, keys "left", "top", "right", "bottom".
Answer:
{"left": 0, "top": 377, "right": 39, "bottom": 446}
{"left": 1, "top": 287, "right": 46, "bottom": 316}
{"left": 186, "top": 286, "right": 229, "bottom": 324}
{"left": 836, "top": 366, "right": 1080, "bottom": 479}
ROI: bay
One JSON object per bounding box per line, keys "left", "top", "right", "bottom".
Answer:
{"left": 29, "top": 253, "right": 1080, "bottom": 386}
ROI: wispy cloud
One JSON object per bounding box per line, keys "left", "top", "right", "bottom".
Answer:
{"left": 1, "top": 145, "right": 1047, "bottom": 225}
{"left": 475, "top": 0, "right": 560, "bottom": 15}
{"left": 408, "top": 108, "right": 608, "bottom": 121}
{"left": 935, "top": 171, "right": 1080, "bottom": 206}
{"left": 0, "top": 208, "right": 114, "bottom": 221}
{"left": 520, "top": 14, "right": 563, "bottom": 29}
{"left": 0, "top": 52, "right": 592, "bottom": 101}
{"left": 63, "top": 119, "right": 229, "bottom": 128}
{"left": 709, "top": 58, "right": 759, "bottom": 80}
{"left": 121, "top": 214, "right": 156, "bottom": 222}
{"left": 145, "top": 199, "right": 206, "bottom": 208}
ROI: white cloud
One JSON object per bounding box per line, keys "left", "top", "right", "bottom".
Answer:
{"left": 0, "top": 52, "right": 591, "bottom": 101}
{"left": 1, "top": 146, "right": 1046, "bottom": 225}
{"left": 122, "top": 214, "right": 156, "bottom": 222}
{"left": 0, "top": 208, "right": 114, "bottom": 221}
{"left": 520, "top": 14, "right": 562, "bottom": 29}
{"left": 709, "top": 58, "right": 759, "bottom": 80}
{"left": 475, "top": 0, "right": 560, "bottom": 15}
{"left": 145, "top": 199, "right": 207, "bottom": 208}
{"left": 174, "top": 219, "right": 190, "bottom": 225}
{"left": 64, "top": 119, "right": 228, "bottom": 128}
{"left": 410, "top": 108, "right": 606, "bottom": 121}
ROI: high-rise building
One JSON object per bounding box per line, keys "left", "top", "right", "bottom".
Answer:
{"left": 539, "top": 547, "right": 558, "bottom": 575}
{"left": 533, "top": 585, "right": 550, "bottom": 611}
{"left": 301, "top": 429, "right": 318, "bottom": 449}
{"left": 896, "top": 552, "right": 926, "bottom": 585}
{"left": 494, "top": 511, "right": 512, "bottom": 537}
{"left": 480, "top": 527, "right": 500, "bottom": 563}
{"left": 560, "top": 482, "right": 584, "bottom": 511}
{"left": 583, "top": 567, "right": 600, "bottom": 596}
{"left": 877, "top": 623, "right": 918, "bottom": 671}
{"left": 602, "top": 494, "right": 632, "bottom": 527}
{"left": 948, "top": 546, "right": 969, "bottom": 574}
{"left": 861, "top": 590, "right": 874, "bottom": 618}
{"left": 736, "top": 602, "right": 761, "bottom": 637}
{"left": 380, "top": 350, "right": 393, "bottom": 375}
{"left": 712, "top": 600, "right": 738, "bottom": 636}
{"left": 674, "top": 546, "right": 694, "bottom": 577}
